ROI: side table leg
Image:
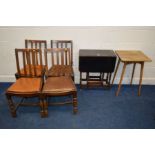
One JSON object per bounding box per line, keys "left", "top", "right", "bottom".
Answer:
{"left": 130, "top": 63, "right": 136, "bottom": 85}
{"left": 116, "top": 62, "right": 127, "bottom": 96}
{"left": 138, "top": 62, "right": 144, "bottom": 96}
{"left": 112, "top": 59, "right": 120, "bottom": 85}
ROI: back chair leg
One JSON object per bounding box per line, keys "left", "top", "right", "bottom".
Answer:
{"left": 73, "top": 93, "right": 78, "bottom": 114}
{"left": 39, "top": 98, "right": 45, "bottom": 118}
{"left": 43, "top": 98, "right": 48, "bottom": 117}
{"left": 6, "top": 94, "right": 17, "bottom": 117}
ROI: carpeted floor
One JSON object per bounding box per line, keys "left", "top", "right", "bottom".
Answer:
{"left": 0, "top": 83, "right": 155, "bottom": 129}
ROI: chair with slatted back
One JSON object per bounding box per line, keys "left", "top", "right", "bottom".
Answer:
{"left": 45, "top": 48, "right": 74, "bottom": 79}
{"left": 40, "top": 48, "right": 77, "bottom": 116}
{"left": 15, "top": 39, "right": 47, "bottom": 79}
{"left": 6, "top": 49, "right": 46, "bottom": 117}
{"left": 25, "top": 39, "right": 47, "bottom": 49}
{"left": 50, "top": 40, "right": 74, "bottom": 80}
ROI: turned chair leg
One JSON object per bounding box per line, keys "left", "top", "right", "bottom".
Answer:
{"left": 73, "top": 93, "right": 78, "bottom": 114}
{"left": 43, "top": 98, "right": 48, "bottom": 117}
{"left": 39, "top": 96, "right": 48, "bottom": 118}
{"left": 39, "top": 98, "right": 45, "bottom": 118}
{"left": 6, "top": 94, "right": 17, "bottom": 117}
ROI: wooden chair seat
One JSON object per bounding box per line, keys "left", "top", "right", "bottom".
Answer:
{"left": 7, "top": 78, "right": 42, "bottom": 94}
{"left": 47, "top": 65, "right": 74, "bottom": 77}
{"left": 41, "top": 76, "right": 77, "bottom": 116}
{"left": 43, "top": 76, "right": 76, "bottom": 94}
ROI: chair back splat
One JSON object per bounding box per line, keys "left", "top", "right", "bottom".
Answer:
{"left": 44, "top": 48, "right": 71, "bottom": 69}
{"left": 51, "top": 40, "right": 73, "bottom": 66}
{"left": 25, "top": 39, "right": 47, "bottom": 49}
{"left": 15, "top": 49, "right": 44, "bottom": 78}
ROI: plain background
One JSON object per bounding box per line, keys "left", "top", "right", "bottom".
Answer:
{"left": 0, "top": 0, "right": 155, "bottom": 155}
{"left": 0, "top": 26, "right": 155, "bottom": 84}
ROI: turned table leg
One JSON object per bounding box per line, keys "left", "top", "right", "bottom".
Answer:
{"left": 73, "top": 93, "right": 78, "bottom": 114}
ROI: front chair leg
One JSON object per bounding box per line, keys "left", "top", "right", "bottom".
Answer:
{"left": 39, "top": 97, "right": 45, "bottom": 118}
{"left": 6, "top": 94, "right": 17, "bottom": 117}
{"left": 73, "top": 93, "right": 78, "bottom": 114}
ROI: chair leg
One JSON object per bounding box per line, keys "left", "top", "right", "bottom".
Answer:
{"left": 43, "top": 98, "right": 48, "bottom": 117}
{"left": 39, "top": 95, "right": 48, "bottom": 118}
{"left": 39, "top": 98, "right": 45, "bottom": 118}
{"left": 6, "top": 94, "right": 17, "bottom": 117}
{"left": 73, "top": 92, "right": 78, "bottom": 114}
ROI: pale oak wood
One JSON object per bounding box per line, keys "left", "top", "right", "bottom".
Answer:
{"left": 113, "top": 50, "right": 152, "bottom": 96}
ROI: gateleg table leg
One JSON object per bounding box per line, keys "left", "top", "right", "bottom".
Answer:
{"left": 80, "top": 72, "right": 82, "bottom": 89}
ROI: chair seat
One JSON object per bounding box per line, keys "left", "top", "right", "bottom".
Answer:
{"left": 20, "top": 65, "right": 46, "bottom": 77}
{"left": 7, "top": 78, "right": 42, "bottom": 94}
{"left": 48, "top": 65, "right": 73, "bottom": 77}
{"left": 42, "top": 77, "right": 76, "bottom": 94}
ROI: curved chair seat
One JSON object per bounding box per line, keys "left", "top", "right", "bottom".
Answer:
{"left": 7, "top": 78, "right": 42, "bottom": 95}
{"left": 41, "top": 76, "right": 77, "bottom": 116}
{"left": 43, "top": 76, "right": 76, "bottom": 94}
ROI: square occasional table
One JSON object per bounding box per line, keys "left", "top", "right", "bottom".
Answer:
{"left": 112, "top": 50, "right": 152, "bottom": 96}
{"left": 79, "top": 49, "right": 116, "bottom": 88}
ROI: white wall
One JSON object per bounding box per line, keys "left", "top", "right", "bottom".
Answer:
{"left": 0, "top": 26, "right": 155, "bottom": 84}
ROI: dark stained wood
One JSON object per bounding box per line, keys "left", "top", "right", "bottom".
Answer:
{"left": 79, "top": 49, "right": 116, "bottom": 88}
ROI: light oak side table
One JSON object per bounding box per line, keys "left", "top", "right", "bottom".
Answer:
{"left": 112, "top": 50, "right": 152, "bottom": 96}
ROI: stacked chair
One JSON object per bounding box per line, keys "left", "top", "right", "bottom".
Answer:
{"left": 6, "top": 39, "right": 78, "bottom": 117}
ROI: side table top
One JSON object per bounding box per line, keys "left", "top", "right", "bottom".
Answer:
{"left": 115, "top": 50, "right": 152, "bottom": 62}
{"left": 79, "top": 49, "right": 116, "bottom": 57}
